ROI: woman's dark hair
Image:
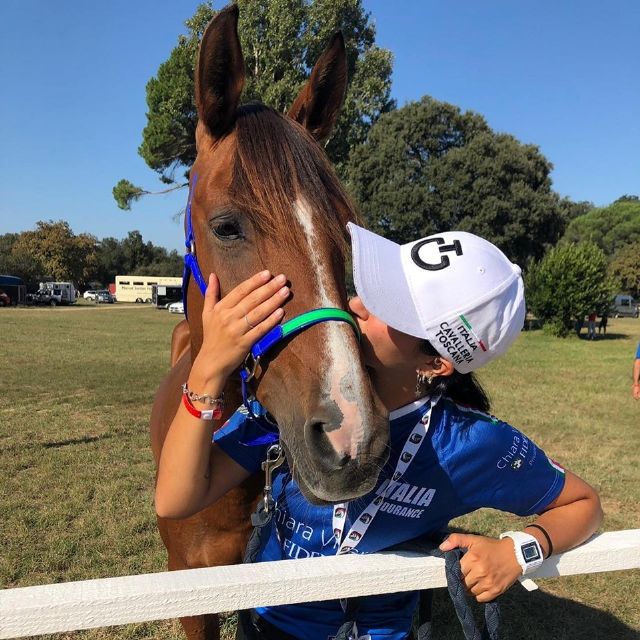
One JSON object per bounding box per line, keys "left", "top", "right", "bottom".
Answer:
{"left": 421, "top": 341, "right": 491, "bottom": 412}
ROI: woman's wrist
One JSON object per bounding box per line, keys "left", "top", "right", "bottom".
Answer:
{"left": 187, "top": 368, "right": 227, "bottom": 400}
{"left": 524, "top": 524, "right": 553, "bottom": 558}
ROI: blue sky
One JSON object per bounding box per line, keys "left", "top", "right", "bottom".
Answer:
{"left": 1, "top": 0, "right": 638, "bottom": 253}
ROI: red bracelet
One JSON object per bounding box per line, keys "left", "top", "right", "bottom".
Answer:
{"left": 182, "top": 389, "right": 223, "bottom": 421}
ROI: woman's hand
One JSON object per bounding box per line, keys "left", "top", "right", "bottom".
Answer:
{"left": 190, "top": 271, "right": 289, "bottom": 391}
{"left": 439, "top": 533, "right": 522, "bottom": 602}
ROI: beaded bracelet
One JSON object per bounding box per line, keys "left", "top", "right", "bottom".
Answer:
{"left": 182, "top": 382, "right": 224, "bottom": 406}
{"left": 181, "top": 383, "right": 224, "bottom": 421}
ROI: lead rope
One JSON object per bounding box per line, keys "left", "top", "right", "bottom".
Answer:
{"left": 404, "top": 539, "right": 500, "bottom": 640}
{"left": 331, "top": 537, "right": 501, "bottom": 640}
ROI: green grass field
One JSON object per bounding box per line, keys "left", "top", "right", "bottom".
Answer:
{"left": 1, "top": 305, "right": 638, "bottom": 639}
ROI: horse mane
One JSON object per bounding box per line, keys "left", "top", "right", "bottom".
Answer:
{"left": 229, "top": 102, "right": 361, "bottom": 256}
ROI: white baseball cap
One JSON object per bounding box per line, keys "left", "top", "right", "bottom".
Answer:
{"left": 348, "top": 222, "right": 525, "bottom": 373}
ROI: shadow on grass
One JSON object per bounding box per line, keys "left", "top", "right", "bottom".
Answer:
{"left": 429, "top": 582, "right": 638, "bottom": 639}
{"left": 576, "top": 332, "right": 630, "bottom": 341}
{"left": 42, "top": 434, "right": 112, "bottom": 449}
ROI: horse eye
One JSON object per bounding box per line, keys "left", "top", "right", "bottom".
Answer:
{"left": 211, "top": 218, "right": 242, "bottom": 241}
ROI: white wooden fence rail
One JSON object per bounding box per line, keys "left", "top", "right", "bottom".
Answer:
{"left": 1, "top": 529, "right": 639, "bottom": 639}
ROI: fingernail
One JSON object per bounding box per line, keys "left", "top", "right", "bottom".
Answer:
{"left": 275, "top": 274, "right": 286, "bottom": 284}
{"left": 279, "top": 286, "right": 289, "bottom": 296}
{"left": 260, "top": 270, "right": 271, "bottom": 279}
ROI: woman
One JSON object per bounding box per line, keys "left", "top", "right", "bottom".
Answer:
{"left": 156, "top": 224, "right": 602, "bottom": 640}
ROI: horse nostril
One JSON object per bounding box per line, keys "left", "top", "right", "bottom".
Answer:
{"left": 305, "top": 419, "right": 352, "bottom": 470}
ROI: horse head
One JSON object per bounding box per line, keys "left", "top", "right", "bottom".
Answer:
{"left": 184, "top": 5, "right": 388, "bottom": 505}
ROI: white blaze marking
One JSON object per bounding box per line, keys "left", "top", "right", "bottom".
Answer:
{"left": 294, "top": 199, "right": 366, "bottom": 456}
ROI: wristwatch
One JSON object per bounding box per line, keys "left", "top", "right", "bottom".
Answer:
{"left": 499, "top": 531, "right": 544, "bottom": 575}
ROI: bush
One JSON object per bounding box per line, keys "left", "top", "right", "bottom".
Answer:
{"left": 609, "top": 240, "right": 640, "bottom": 298}
{"left": 526, "top": 242, "right": 617, "bottom": 337}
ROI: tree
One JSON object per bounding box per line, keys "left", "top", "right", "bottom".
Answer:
{"left": 558, "top": 198, "right": 594, "bottom": 223}
{"left": 0, "top": 233, "right": 46, "bottom": 283}
{"left": 526, "top": 242, "right": 617, "bottom": 337}
{"left": 93, "top": 233, "right": 184, "bottom": 284}
{"left": 609, "top": 241, "right": 640, "bottom": 297}
{"left": 94, "top": 237, "right": 127, "bottom": 286}
{"left": 561, "top": 198, "right": 640, "bottom": 256}
{"left": 346, "top": 96, "right": 569, "bottom": 266}
{"left": 10, "top": 221, "right": 97, "bottom": 287}
{"left": 115, "top": 0, "right": 394, "bottom": 209}
{"left": 121, "top": 230, "right": 152, "bottom": 273}
{"left": 135, "top": 251, "right": 183, "bottom": 277}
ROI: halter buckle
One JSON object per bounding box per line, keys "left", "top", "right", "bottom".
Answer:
{"left": 242, "top": 352, "right": 261, "bottom": 383}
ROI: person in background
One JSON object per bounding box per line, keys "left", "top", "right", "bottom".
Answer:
{"left": 598, "top": 308, "right": 608, "bottom": 336}
{"left": 587, "top": 311, "right": 597, "bottom": 340}
{"left": 633, "top": 342, "right": 640, "bottom": 400}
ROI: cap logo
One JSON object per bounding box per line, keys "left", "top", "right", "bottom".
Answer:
{"left": 411, "top": 238, "right": 463, "bottom": 271}
{"left": 459, "top": 314, "right": 487, "bottom": 352}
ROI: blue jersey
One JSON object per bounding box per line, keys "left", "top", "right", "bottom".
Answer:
{"left": 214, "top": 396, "right": 565, "bottom": 640}
{"left": 636, "top": 342, "right": 640, "bottom": 359}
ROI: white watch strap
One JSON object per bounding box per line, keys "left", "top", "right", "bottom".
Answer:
{"left": 500, "top": 530, "right": 544, "bottom": 575}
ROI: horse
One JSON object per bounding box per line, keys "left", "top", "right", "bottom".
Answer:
{"left": 149, "top": 6, "right": 389, "bottom": 639}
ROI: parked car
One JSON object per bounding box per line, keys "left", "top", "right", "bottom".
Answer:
{"left": 26, "top": 290, "right": 59, "bottom": 306}
{"left": 168, "top": 301, "right": 185, "bottom": 314}
{"left": 96, "top": 290, "right": 115, "bottom": 303}
{"left": 610, "top": 294, "right": 639, "bottom": 318}
{"left": 83, "top": 289, "right": 97, "bottom": 300}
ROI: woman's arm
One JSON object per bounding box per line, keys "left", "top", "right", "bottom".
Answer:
{"left": 632, "top": 355, "right": 640, "bottom": 399}
{"left": 440, "top": 470, "right": 603, "bottom": 602}
{"left": 524, "top": 469, "right": 603, "bottom": 555}
{"left": 155, "top": 270, "right": 289, "bottom": 519}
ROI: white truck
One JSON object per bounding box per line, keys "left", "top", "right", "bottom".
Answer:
{"left": 39, "top": 282, "right": 76, "bottom": 305}
{"left": 611, "top": 294, "right": 639, "bottom": 318}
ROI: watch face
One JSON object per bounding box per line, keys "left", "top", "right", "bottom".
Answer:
{"left": 522, "top": 541, "right": 542, "bottom": 562}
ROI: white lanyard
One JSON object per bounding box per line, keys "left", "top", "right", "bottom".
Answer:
{"left": 332, "top": 395, "right": 440, "bottom": 555}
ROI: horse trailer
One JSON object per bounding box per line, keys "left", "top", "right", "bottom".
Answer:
{"left": 115, "top": 275, "right": 182, "bottom": 303}
{"left": 152, "top": 284, "right": 183, "bottom": 308}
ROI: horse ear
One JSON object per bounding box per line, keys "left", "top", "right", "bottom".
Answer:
{"left": 288, "top": 32, "right": 347, "bottom": 143}
{"left": 195, "top": 4, "right": 245, "bottom": 139}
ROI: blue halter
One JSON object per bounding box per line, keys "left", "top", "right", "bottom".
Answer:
{"left": 182, "top": 174, "right": 208, "bottom": 309}
{"left": 182, "top": 175, "right": 361, "bottom": 441}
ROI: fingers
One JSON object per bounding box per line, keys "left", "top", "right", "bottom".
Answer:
{"left": 244, "top": 284, "right": 289, "bottom": 334}
{"left": 240, "top": 274, "right": 288, "bottom": 320}
{"left": 210, "top": 271, "right": 288, "bottom": 321}
{"left": 475, "top": 589, "right": 499, "bottom": 604}
{"left": 461, "top": 568, "right": 492, "bottom": 602}
{"left": 246, "top": 306, "right": 286, "bottom": 341}
{"left": 203, "top": 273, "right": 221, "bottom": 312}
{"left": 221, "top": 270, "right": 273, "bottom": 308}
{"left": 201, "top": 270, "right": 289, "bottom": 347}
{"left": 440, "top": 533, "right": 476, "bottom": 551}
